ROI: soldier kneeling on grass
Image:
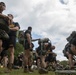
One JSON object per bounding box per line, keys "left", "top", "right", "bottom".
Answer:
{"left": 36, "top": 38, "right": 52, "bottom": 74}
{"left": 63, "top": 38, "right": 76, "bottom": 70}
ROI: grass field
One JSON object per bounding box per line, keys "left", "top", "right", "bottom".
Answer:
{"left": 1, "top": 68, "right": 76, "bottom": 75}
{"left": 0, "top": 68, "right": 55, "bottom": 75}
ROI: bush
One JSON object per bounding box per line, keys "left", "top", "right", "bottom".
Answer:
{"left": 15, "top": 42, "right": 24, "bottom": 59}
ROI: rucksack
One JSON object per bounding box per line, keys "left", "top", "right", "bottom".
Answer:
{"left": 66, "top": 31, "right": 76, "bottom": 43}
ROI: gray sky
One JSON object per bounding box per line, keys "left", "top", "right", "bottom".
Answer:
{"left": 1, "top": 0, "right": 76, "bottom": 61}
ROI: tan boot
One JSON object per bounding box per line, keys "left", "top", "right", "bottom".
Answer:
{"left": 7, "top": 63, "right": 13, "bottom": 70}
{"left": 24, "top": 68, "right": 29, "bottom": 73}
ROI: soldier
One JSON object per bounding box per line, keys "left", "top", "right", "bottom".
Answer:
{"left": 23, "top": 26, "right": 34, "bottom": 73}
{"left": 7, "top": 14, "right": 20, "bottom": 71}
{"left": 0, "top": 2, "right": 10, "bottom": 60}
{"left": 63, "top": 42, "right": 76, "bottom": 69}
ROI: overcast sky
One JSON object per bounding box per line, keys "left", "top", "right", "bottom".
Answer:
{"left": 1, "top": 0, "right": 76, "bottom": 61}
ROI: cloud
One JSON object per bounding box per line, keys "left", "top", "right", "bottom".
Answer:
{"left": 1, "top": 0, "right": 76, "bottom": 61}
{"left": 59, "top": 0, "right": 69, "bottom": 5}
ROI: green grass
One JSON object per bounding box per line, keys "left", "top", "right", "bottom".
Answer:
{"left": 0, "top": 68, "right": 55, "bottom": 75}
{"left": 1, "top": 68, "right": 76, "bottom": 75}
